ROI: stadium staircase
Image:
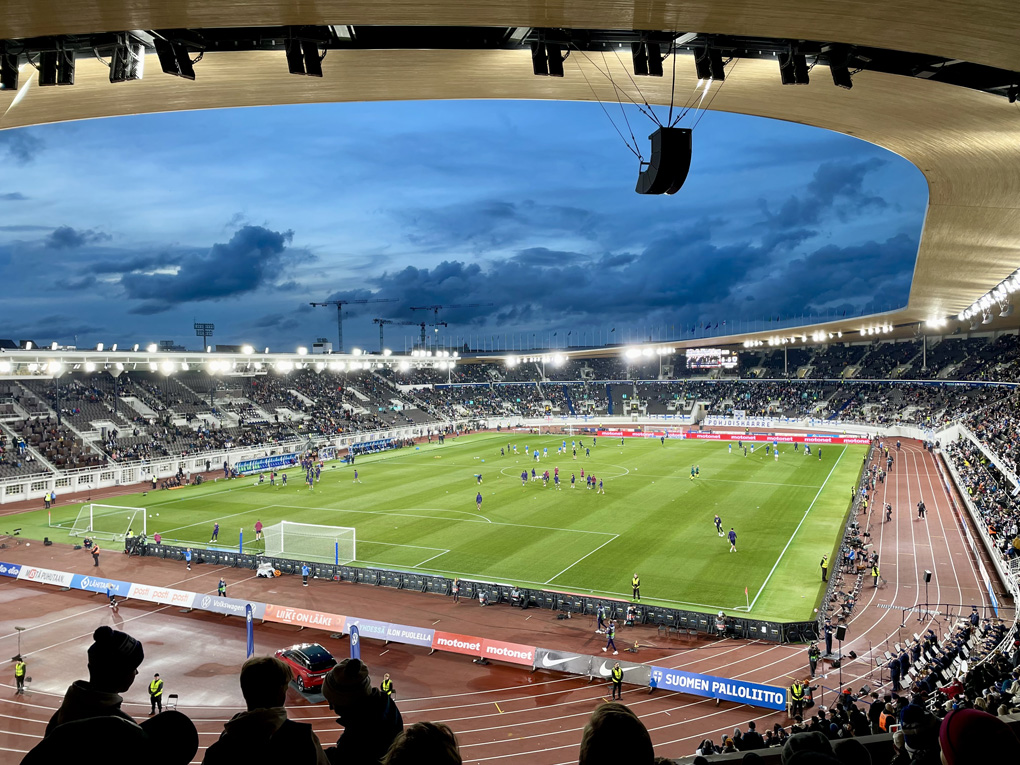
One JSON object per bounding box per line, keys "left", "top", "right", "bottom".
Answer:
{"left": 0, "top": 421, "right": 56, "bottom": 474}
{"left": 562, "top": 385, "right": 576, "bottom": 415}
{"left": 606, "top": 383, "right": 614, "bottom": 414}
{"left": 827, "top": 397, "right": 854, "bottom": 420}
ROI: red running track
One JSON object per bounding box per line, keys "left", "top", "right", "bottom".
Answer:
{"left": 0, "top": 440, "right": 1007, "bottom": 764}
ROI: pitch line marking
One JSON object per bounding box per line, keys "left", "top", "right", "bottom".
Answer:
{"left": 267, "top": 504, "right": 615, "bottom": 537}
{"left": 745, "top": 445, "right": 848, "bottom": 613}
{"left": 412, "top": 550, "right": 452, "bottom": 568}
{"left": 544, "top": 534, "right": 620, "bottom": 585}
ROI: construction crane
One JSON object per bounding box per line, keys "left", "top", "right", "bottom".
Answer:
{"left": 373, "top": 318, "right": 419, "bottom": 352}
{"left": 409, "top": 303, "right": 494, "bottom": 322}
{"left": 309, "top": 298, "right": 397, "bottom": 353}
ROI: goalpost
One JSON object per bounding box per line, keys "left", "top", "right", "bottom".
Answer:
{"left": 262, "top": 521, "right": 357, "bottom": 565}
{"left": 67, "top": 503, "right": 147, "bottom": 541}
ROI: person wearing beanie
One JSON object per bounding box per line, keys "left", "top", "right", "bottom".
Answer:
{"left": 938, "top": 708, "right": 1020, "bottom": 764}
{"left": 204, "top": 656, "right": 328, "bottom": 765}
{"left": 46, "top": 626, "right": 145, "bottom": 736}
{"left": 321, "top": 658, "right": 403, "bottom": 765}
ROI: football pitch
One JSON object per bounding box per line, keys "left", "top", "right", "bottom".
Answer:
{"left": 20, "top": 433, "right": 865, "bottom": 622}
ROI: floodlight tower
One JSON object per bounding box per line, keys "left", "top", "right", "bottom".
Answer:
{"left": 194, "top": 322, "right": 214, "bottom": 350}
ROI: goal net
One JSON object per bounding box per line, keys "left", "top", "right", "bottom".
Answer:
{"left": 263, "top": 521, "right": 356, "bottom": 565}
{"left": 68, "top": 503, "right": 147, "bottom": 541}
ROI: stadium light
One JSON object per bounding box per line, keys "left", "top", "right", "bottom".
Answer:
{"left": 51, "top": 342, "right": 58, "bottom": 350}
{"left": 146, "top": 343, "right": 157, "bottom": 353}
{"left": 351, "top": 348, "right": 361, "bottom": 356}
{"left": 0, "top": 361, "right": 10, "bottom": 373}
{"left": 399, "top": 361, "right": 410, "bottom": 371}
{"left": 84, "top": 361, "right": 96, "bottom": 372}
{"left": 24, "top": 342, "right": 32, "bottom": 350}
{"left": 383, "top": 349, "right": 392, "bottom": 357}
{"left": 241, "top": 345, "right": 254, "bottom": 355}
{"left": 181, "top": 362, "right": 190, "bottom": 371}
{"left": 149, "top": 362, "right": 158, "bottom": 371}
{"left": 297, "top": 347, "right": 308, "bottom": 355}
{"left": 28, "top": 363, "right": 38, "bottom": 372}
{"left": 95, "top": 343, "right": 104, "bottom": 351}
{"left": 48, "top": 361, "right": 63, "bottom": 374}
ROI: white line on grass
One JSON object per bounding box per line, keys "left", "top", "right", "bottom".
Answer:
{"left": 267, "top": 504, "right": 615, "bottom": 537}
{"left": 745, "top": 446, "right": 847, "bottom": 613}
{"left": 544, "top": 534, "right": 619, "bottom": 584}
{"left": 413, "top": 550, "right": 452, "bottom": 568}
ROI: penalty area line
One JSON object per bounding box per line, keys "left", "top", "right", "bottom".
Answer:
{"left": 747, "top": 445, "right": 847, "bottom": 613}
{"left": 543, "top": 534, "right": 619, "bottom": 585}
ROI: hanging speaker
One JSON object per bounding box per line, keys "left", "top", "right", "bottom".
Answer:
{"left": 635, "top": 127, "right": 693, "bottom": 195}
{"left": 835, "top": 625, "right": 847, "bottom": 641}
{"left": 924, "top": 570, "right": 932, "bottom": 583}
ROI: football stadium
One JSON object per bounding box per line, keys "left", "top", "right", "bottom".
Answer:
{"left": 1, "top": 2, "right": 1020, "bottom": 764}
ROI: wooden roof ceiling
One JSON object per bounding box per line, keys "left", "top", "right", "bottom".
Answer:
{"left": 2, "top": 2, "right": 1019, "bottom": 348}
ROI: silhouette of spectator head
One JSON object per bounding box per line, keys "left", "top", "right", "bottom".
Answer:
{"left": 24, "top": 712, "right": 197, "bottom": 765}
{"left": 87, "top": 626, "right": 144, "bottom": 693}
{"left": 939, "top": 708, "right": 1020, "bottom": 764}
{"left": 383, "top": 721, "right": 461, "bottom": 765}
{"left": 322, "top": 658, "right": 372, "bottom": 717}
{"left": 239, "top": 656, "right": 292, "bottom": 710}
{"left": 832, "top": 738, "right": 870, "bottom": 765}
{"left": 781, "top": 732, "right": 837, "bottom": 764}
{"left": 578, "top": 702, "right": 654, "bottom": 765}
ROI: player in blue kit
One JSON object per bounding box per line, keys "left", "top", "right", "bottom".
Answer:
{"left": 728, "top": 527, "right": 737, "bottom": 552}
{"left": 554, "top": 473, "right": 560, "bottom": 490}
{"left": 521, "top": 470, "right": 527, "bottom": 487}
{"left": 714, "top": 514, "right": 723, "bottom": 536}
{"left": 476, "top": 492, "right": 483, "bottom": 510}
{"left": 571, "top": 473, "right": 576, "bottom": 488}
{"left": 531, "top": 467, "right": 537, "bottom": 481}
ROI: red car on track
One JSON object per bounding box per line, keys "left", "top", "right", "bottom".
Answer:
{"left": 274, "top": 643, "right": 337, "bottom": 692}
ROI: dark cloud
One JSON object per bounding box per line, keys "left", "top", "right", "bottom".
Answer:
{"left": 55, "top": 275, "right": 98, "bottom": 291}
{"left": 253, "top": 312, "right": 303, "bottom": 332}
{"left": 0, "top": 192, "right": 27, "bottom": 201}
{"left": 759, "top": 159, "right": 887, "bottom": 230}
{"left": 3, "top": 314, "right": 104, "bottom": 340}
{"left": 513, "top": 248, "right": 586, "bottom": 266}
{"left": 45, "top": 226, "right": 112, "bottom": 250}
{"left": 120, "top": 225, "right": 297, "bottom": 313}
{"left": 0, "top": 131, "right": 43, "bottom": 164}
{"left": 91, "top": 253, "right": 180, "bottom": 274}
{"left": 0, "top": 224, "right": 50, "bottom": 232}
{"left": 396, "top": 199, "right": 599, "bottom": 252}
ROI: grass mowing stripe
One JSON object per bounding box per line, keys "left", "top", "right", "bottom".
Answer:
{"left": 3, "top": 437, "right": 865, "bottom": 622}
{"left": 746, "top": 445, "right": 847, "bottom": 612}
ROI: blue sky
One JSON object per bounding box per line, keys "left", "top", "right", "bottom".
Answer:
{"left": 0, "top": 99, "right": 928, "bottom": 351}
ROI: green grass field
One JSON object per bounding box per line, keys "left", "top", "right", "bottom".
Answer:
{"left": 11, "top": 434, "right": 865, "bottom": 622}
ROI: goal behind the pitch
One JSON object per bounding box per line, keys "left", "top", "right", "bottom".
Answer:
{"left": 67, "top": 503, "right": 147, "bottom": 541}
{"left": 263, "top": 521, "right": 356, "bottom": 565}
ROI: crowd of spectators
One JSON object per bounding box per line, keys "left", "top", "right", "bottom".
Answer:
{"left": 943, "top": 440, "right": 1020, "bottom": 561}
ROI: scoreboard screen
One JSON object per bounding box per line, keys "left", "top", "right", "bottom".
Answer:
{"left": 686, "top": 348, "right": 738, "bottom": 369}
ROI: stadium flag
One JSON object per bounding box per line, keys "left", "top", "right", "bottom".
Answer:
{"left": 744, "top": 586, "right": 749, "bottom": 609}
{"left": 245, "top": 604, "right": 254, "bottom": 658}
{"left": 350, "top": 625, "right": 361, "bottom": 660}
{"left": 239, "top": 528, "right": 244, "bottom": 555}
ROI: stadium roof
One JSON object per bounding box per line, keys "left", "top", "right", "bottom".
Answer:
{"left": 2, "top": 0, "right": 1019, "bottom": 352}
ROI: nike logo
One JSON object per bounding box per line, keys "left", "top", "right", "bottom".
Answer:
{"left": 541, "top": 655, "right": 580, "bottom": 667}
{"left": 598, "top": 661, "right": 639, "bottom": 676}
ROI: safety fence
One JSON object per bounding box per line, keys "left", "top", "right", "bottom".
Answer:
{"left": 0, "top": 556, "right": 786, "bottom": 710}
